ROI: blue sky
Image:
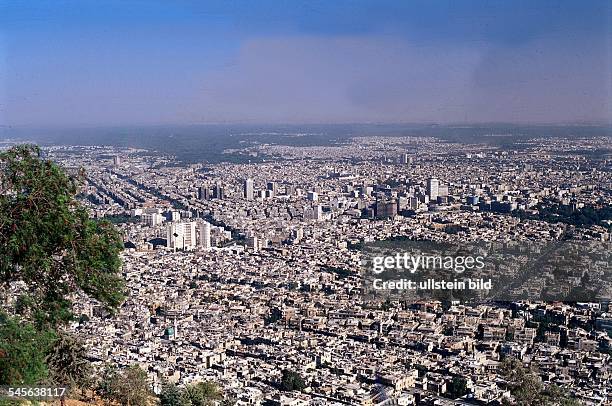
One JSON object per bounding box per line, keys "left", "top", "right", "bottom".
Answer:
{"left": 1, "top": 0, "right": 611, "bottom": 126}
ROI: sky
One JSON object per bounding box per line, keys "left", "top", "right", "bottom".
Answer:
{"left": 0, "top": 0, "right": 611, "bottom": 127}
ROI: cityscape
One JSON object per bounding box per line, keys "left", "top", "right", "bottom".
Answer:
{"left": 3, "top": 130, "right": 610, "bottom": 405}
{"left": 1, "top": 1, "right": 611, "bottom": 405}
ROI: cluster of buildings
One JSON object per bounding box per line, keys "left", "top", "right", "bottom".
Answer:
{"left": 11, "top": 134, "right": 610, "bottom": 404}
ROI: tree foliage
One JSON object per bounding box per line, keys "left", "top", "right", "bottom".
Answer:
{"left": 446, "top": 376, "right": 469, "bottom": 399}
{"left": 0, "top": 145, "right": 125, "bottom": 326}
{"left": 46, "top": 332, "right": 93, "bottom": 392}
{"left": 98, "top": 364, "right": 151, "bottom": 406}
{"left": 188, "top": 381, "right": 223, "bottom": 405}
{"left": 500, "top": 357, "right": 578, "bottom": 406}
{"left": 280, "top": 369, "right": 306, "bottom": 392}
{"left": 159, "top": 381, "right": 223, "bottom": 406}
{"left": 0, "top": 313, "right": 57, "bottom": 385}
{"left": 159, "top": 381, "right": 188, "bottom": 406}
{"left": 0, "top": 312, "right": 97, "bottom": 392}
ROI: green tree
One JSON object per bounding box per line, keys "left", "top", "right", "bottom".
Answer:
{"left": 46, "top": 333, "right": 93, "bottom": 394}
{"left": 96, "top": 364, "right": 119, "bottom": 403}
{"left": 446, "top": 376, "right": 469, "bottom": 399}
{"left": 13, "top": 294, "right": 35, "bottom": 317}
{"left": 280, "top": 369, "right": 306, "bottom": 392}
{"left": 500, "top": 357, "right": 544, "bottom": 405}
{"left": 98, "top": 364, "right": 151, "bottom": 406}
{"left": 542, "top": 384, "right": 579, "bottom": 406}
{"left": 0, "top": 145, "right": 125, "bottom": 327}
{"left": 184, "top": 381, "right": 222, "bottom": 406}
{"left": 159, "top": 381, "right": 190, "bottom": 406}
{"left": 500, "top": 357, "right": 577, "bottom": 405}
{"left": 193, "top": 381, "right": 221, "bottom": 399}
{"left": 0, "top": 313, "right": 57, "bottom": 385}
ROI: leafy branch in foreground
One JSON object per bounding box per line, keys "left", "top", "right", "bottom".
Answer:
{"left": 0, "top": 313, "right": 57, "bottom": 385}
{"left": 0, "top": 145, "right": 125, "bottom": 327}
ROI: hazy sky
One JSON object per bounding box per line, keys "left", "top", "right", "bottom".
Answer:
{"left": 1, "top": 0, "right": 611, "bottom": 127}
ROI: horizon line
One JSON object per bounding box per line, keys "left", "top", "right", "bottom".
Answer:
{"left": 2, "top": 120, "right": 612, "bottom": 131}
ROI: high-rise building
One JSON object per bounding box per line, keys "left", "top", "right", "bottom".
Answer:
{"left": 244, "top": 178, "right": 254, "bottom": 200}
{"left": 166, "top": 222, "right": 197, "bottom": 251}
{"left": 214, "top": 182, "right": 224, "bottom": 199}
{"left": 375, "top": 199, "right": 398, "bottom": 219}
{"left": 307, "top": 191, "right": 318, "bottom": 201}
{"left": 198, "top": 186, "right": 210, "bottom": 200}
{"left": 199, "top": 221, "right": 211, "bottom": 250}
{"left": 113, "top": 155, "right": 121, "bottom": 166}
{"left": 438, "top": 184, "right": 449, "bottom": 198}
{"left": 293, "top": 227, "right": 303, "bottom": 242}
{"left": 400, "top": 153, "right": 412, "bottom": 165}
{"left": 426, "top": 178, "right": 439, "bottom": 202}
{"left": 360, "top": 186, "right": 373, "bottom": 197}
{"left": 267, "top": 182, "right": 277, "bottom": 197}
{"left": 142, "top": 213, "right": 164, "bottom": 227}
{"left": 246, "top": 235, "right": 258, "bottom": 252}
